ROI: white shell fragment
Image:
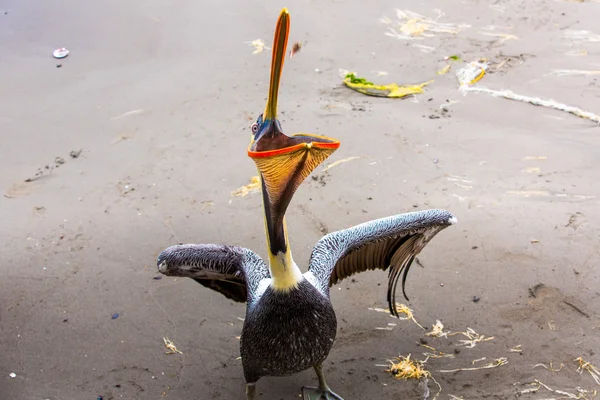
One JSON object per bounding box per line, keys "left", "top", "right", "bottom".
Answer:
{"left": 53, "top": 48, "right": 69, "bottom": 59}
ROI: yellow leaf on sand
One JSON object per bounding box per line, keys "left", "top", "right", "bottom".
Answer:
{"left": 343, "top": 74, "right": 433, "bottom": 98}
{"left": 437, "top": 65, "right": 451, "bottom": 75}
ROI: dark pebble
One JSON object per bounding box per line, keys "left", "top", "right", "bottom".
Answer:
{"left": 111, "top": 313, "right": 119, "bottom": 320}
{"left": 473, "top": 296, "right": 480, "bottom": 303}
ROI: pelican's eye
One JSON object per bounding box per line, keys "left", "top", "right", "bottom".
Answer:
{"left": 251, "top": 122, "right": 259, "bottom": 133}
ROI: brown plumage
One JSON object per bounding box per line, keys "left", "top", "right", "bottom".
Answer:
{"left": 307, "top": 209, "right": 456, "bottom": 318}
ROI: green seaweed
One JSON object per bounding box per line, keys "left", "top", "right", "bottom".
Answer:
{"left": 344, "top": 73, "right": 374, "bottom": 86}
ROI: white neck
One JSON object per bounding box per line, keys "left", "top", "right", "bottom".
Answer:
{"left": 268, "top": 250, "right": 303, "bottom": 291}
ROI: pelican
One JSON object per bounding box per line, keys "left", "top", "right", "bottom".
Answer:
{"left": 157, "top": 8, "right": 457, "bottom": 400}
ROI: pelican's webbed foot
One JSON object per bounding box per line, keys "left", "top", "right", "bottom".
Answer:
{"left": 302, "top": 363, "right": 344, "bottom": 400}
{"left": 301, "top": 386, "right": 344, "bottom": 400}
{"left": 246, "top": 383, "right": 256, "bottom": 400}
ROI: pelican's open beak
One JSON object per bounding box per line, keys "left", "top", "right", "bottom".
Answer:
{"left": 247, "top": 8, "right": 340, "bottom": 254}
{"left": 263, "top": 8, "right": 289, "bottom": 121}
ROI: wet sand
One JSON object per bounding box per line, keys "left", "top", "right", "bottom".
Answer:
{"left": 1, "top": 0, "right": 600, "bottom": 399}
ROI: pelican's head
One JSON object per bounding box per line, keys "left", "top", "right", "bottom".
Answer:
{"left": 247, "top": 8, "right": 340, "bottom": 255}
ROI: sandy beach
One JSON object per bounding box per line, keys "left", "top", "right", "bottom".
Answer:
{"left": 1, "top": 0, "right": 600, "bottom": 399}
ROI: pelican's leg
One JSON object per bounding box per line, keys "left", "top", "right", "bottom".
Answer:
{"left": 301, "top": 363, "right": 344, "bottom": 400}
{"left": 246, "top": 383, "right": 256, "bottom": 400}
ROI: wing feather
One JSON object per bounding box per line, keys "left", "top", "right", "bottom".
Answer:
{"left": 157, "top": 244, "right": 270, "bottom": 304}
{"left": 308, "top": 209, "right": 456, "bottom": 317}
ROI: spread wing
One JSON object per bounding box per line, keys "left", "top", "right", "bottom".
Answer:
{"left": 307, "top": 209, "right": 456, "bottom": 317}
{"left": 157, "top": 244, "right": 270, "bottom": 305}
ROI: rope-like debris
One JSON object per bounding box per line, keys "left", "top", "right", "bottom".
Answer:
{"left": 509, "top": 344, "right": 523, "bottom": 353}
{"left": 368, "top": 303, "right": 425, "bottom": 330}
{"left": 456, "top": 328, "right": 495, "bottom": 348}
{"left": 420, "top": 344, "right": 455, "bottom": 359}
{"left": 424, "top": 321, "right": 493, "bottom": 349}
{"left": 439, "top": 357, "right": 508, "bottom": 373}
{"left": 520, "top": 380, "right": 598, "bottom": 400}
{"left": 533, "top": 361, "right": 564, "bottom": 373}
{"left": 322, "top": 156, "right": 363, "bottom": 172}
{"left": 386, "top": 354, "right": 442, "bottom": 399}
{"left": 457, "top": 60, "right": 600, "bottom": 123}
{"left": 163, "top": 337, "right": 183, "bottom": 355}
{"left": 383, "top": 9, "right": 471, "bottom": 40}
{"left": 576, "top": 357, "right": 600, "bottom": 386}
{"left": 394, "top": 303, "right": 426, "bottom": 330}
{"left": 387, "top": 354, "right": 430, "bottom": 380}
{"left": 425, "top": 320, "right": 450, "bottom": 338}
{"left": 463, "top": 86, "right": 600, "bottom": 123}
